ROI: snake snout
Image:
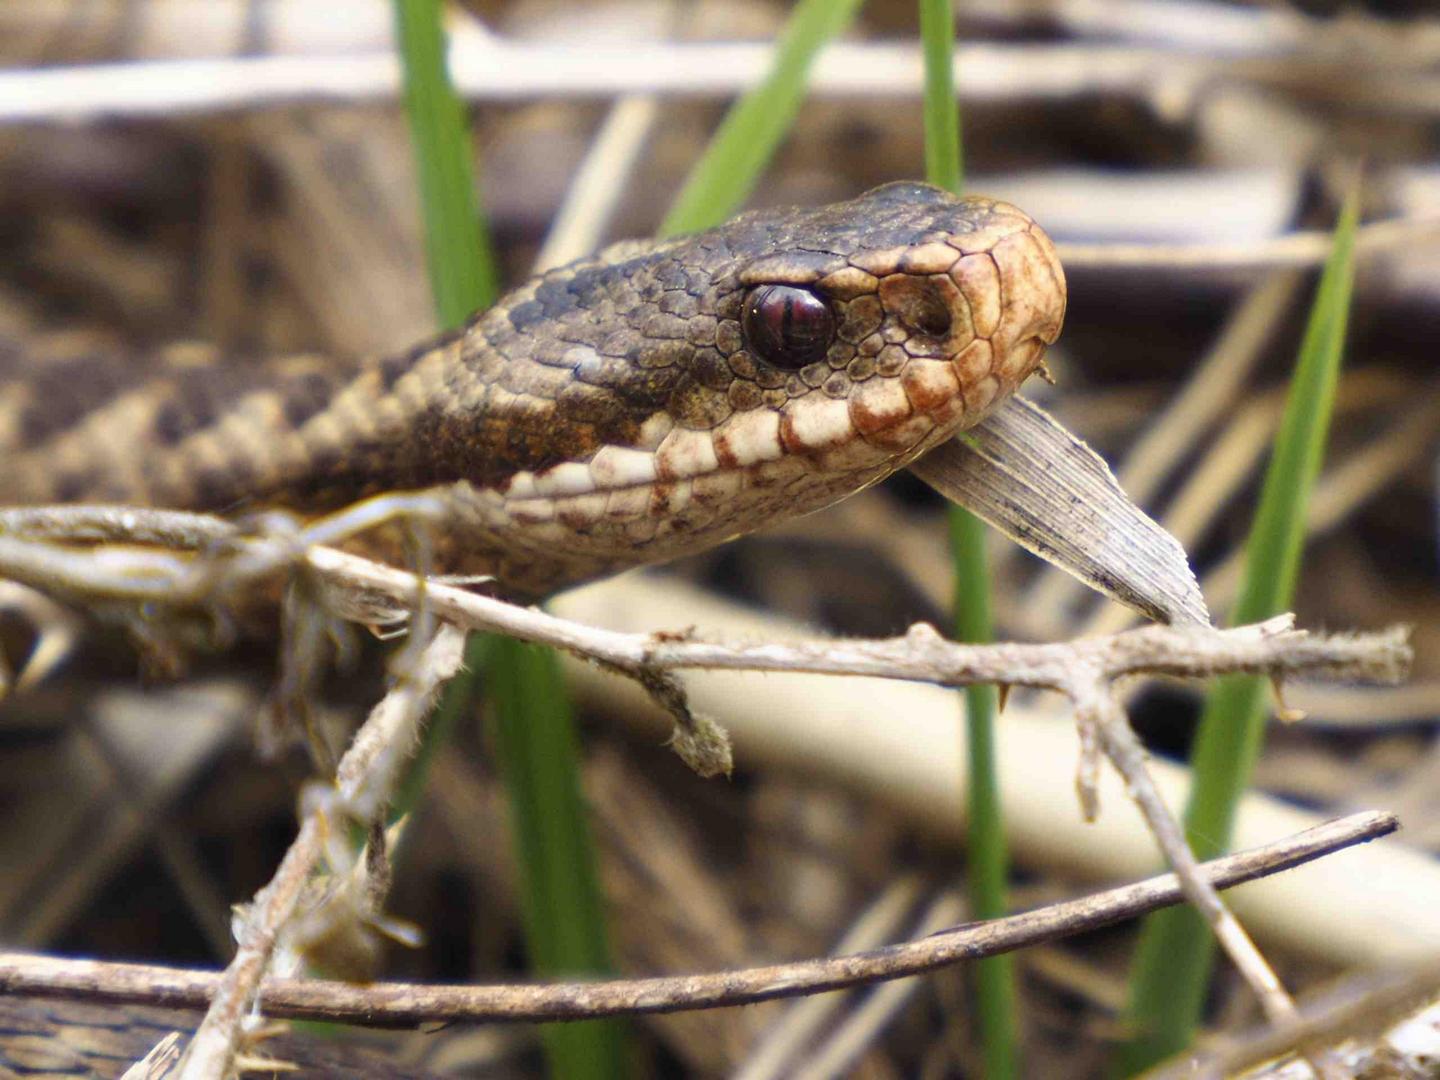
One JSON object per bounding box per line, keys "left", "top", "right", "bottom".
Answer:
{"left": 830, "top": 199, "right": 1066, "bottom": 460}
{"left": 940, "top": 206, "right": 1066, "bottom": 421}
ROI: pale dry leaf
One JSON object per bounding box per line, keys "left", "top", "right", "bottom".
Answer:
{"left": 910, "top": 395, "right": 1211, "bottom": 627}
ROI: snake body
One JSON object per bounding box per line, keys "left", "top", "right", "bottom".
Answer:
{"left": 0, "top": 182, "right": 1065, "bottom": 598}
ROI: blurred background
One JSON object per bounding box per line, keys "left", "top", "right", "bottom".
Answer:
{"left": 1, "top": 1, "right": 1438, "bottom": 1076}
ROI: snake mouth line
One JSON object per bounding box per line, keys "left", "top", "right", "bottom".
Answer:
{"left": 490, "top": 341, "right": 1054, "bottom": 545}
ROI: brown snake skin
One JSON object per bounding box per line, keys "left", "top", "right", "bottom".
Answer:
{"left": 0, "top": 182, "right": 1065, "bottom": 600}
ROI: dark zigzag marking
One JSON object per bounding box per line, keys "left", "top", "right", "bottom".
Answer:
{"left": 9, "top": 350, "right": 142, "bottom": 448}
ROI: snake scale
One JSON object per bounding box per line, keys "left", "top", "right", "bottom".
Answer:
{"left": 0, "top": 182, "right": 1065, "bottom": 600}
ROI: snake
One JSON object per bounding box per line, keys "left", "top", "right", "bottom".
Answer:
{"left": 0, "top": 182, "right": 1066, "bottom": 601}
{"left": 0, "top": 183, "right": 1064, "bottom": 1074}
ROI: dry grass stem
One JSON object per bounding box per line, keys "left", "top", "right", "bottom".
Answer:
{"left": 1056, "top": 213, "right": 1440, "bottom": 270}
{"left": 1146, "top": 963, "right": 1440, "bottom": 1080}
{"left": 0, "top": 44, "right": 1295, "bottom": 121}
{"left": 0, "top": 809, "right": 1397, "bottom": 1029}
{"left": 1083, "top": 693, "right": 1304, "bottom": 1037}
{"left": 736, "top": 877, "right": 928, "bottom": 1080}
{"left": 172, "top": 624, "right": 466, "bottom": 1080}
{"left": 789, "top": 891, "right": 967, "bottom": 1080}
{"left": 533, "top": 94, "right": 661, "bottom": 273}
{"left": 4, "top": 31, "right": 1440, "bottom": 120}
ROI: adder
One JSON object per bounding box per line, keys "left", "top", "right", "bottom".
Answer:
{"left": 0, "top": 181, "right": 1066, "bottom": 599}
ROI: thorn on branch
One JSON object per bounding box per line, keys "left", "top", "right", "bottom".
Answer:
{"left": 1270, "top": 674, "right": 1306, "bottom": 723}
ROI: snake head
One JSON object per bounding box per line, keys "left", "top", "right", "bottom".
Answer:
{"left": 472, "top": 182, "right": 1066, "bottom": 595}
{"left": 709, "top": 180, "right": 1067, "bottom": 474}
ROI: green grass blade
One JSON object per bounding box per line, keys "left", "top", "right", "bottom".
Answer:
{"left": 392, "top": 4, "right": 626, "bottom": 1075}
{"left": 919, "top": 0, "right": 963, "bottom": 195}
{"left": 950, "top": 510, "right": 1021, "bottom": 1080}
{"left": 1114, "top": 188, "right": 1360, "bottom": 1075}
{"left": 920, "top": 1, "right": 1017, "bottom": 1074}
{"left": 483, "top": 638, "right": 629, "bottom": 1076}
{"left": 393, "top": 0, "right": 497, "bottom": 323}
{"left": 659, "top": 0, "right": 865, "bottom": 238}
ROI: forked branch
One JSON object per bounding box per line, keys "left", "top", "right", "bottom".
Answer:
{"left": 0, "top": 506, "right": 1413, "bottom": 1078}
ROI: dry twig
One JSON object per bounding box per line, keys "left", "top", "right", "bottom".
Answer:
{"left": 0, "top": 503, "right": 1413, "bottom": 1051}
{"left": 173, "top": 623, "right": 466, "bottom": 1079}
{"left": 0, "top": 810, "right": 1398, "bottom": 1029}
{"left": 1147, "top": 962, "right": 1440, "bottom": 1080}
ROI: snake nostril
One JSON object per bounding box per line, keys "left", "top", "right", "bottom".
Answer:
{"left": 878, "top": 274, "right": 955, "bottom": 341}
{"left": 915, "top": 304, "right": 952, "bottom": 338}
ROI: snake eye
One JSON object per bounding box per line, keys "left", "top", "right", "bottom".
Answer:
{"left": 742, "top": 285, "right": 835, "bottom": 370}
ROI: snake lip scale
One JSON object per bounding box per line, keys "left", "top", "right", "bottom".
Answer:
{"left": 0, "top": 182, "right": 1066, "bottom": 600}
